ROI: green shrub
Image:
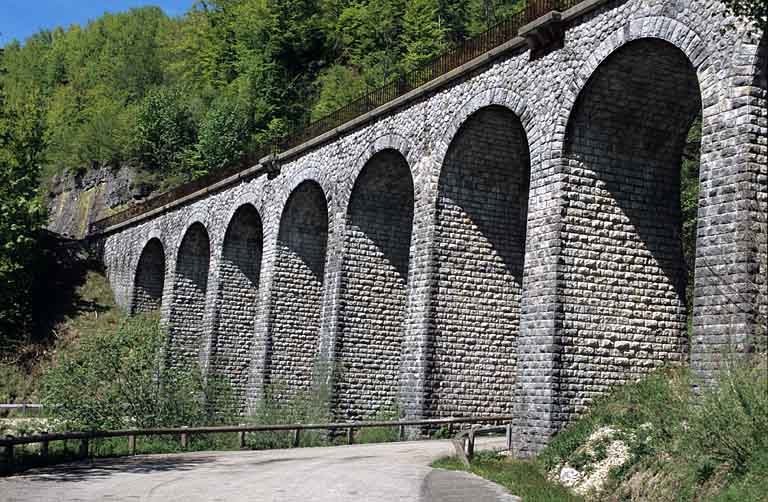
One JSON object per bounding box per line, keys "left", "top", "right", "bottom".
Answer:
{"left": 685, "top": 357, "right": 768, "bottom": 475}
{"left": 244, "top": 381, "right": 332, "bottom": 450}
{"left": 40, "top": 314, "right": 235, "bottom": 431}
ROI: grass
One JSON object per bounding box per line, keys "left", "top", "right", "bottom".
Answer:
{"left": 433, "top": 451, "right": 583, "bottom": 502}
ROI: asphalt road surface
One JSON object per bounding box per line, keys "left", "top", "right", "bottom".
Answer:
{"left": 0, "top": 437, "right": 520, "bottom": 501}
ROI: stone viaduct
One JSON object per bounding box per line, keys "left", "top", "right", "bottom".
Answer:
{"left": 94, "top": 0, "right": 767, "bottom": 455}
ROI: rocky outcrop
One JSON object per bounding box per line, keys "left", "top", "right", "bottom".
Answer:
{"left": 46, "top": 165, "right": 137, "bottom": 239}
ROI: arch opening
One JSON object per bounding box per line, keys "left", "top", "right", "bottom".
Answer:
{"left": 210, "top": 205, "right": 263, "bottom": 406}
{"left": 428, "top": 105, "right": 530, "bottom": 417}
{"left": 132, "top": 238, "right": 165, "bottom": 314}
{"left": 560, "top": 38, "right": 702, "bottom": 418}
{"left": 267, "top": 181, "right": 328, "bottom": 397}
{"left": 168, "top": 222, "right": 211, "bottom": 369}
{"left": 335, "top": 149, "right": 415, "bottom": 419}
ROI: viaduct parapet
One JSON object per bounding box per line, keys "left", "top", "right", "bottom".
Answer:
{"left": 95, "top": 0, "right": 767, "bottom": 455}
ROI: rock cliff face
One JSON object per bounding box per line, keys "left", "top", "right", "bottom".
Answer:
{"left": 46, "top": 165, "right": 137, "bottom": 239}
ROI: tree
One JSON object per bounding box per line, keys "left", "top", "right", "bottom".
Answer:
{"left": 196, "top": 93, "right": 252, "bottom": 172}
{"left": 135, "top": 88, "right": 196, "bottom": 174}
{"left": 721, "top": 0, "right": 768, "bottom": 30}
{"left": 0, "top": 56, "right": 47, "bottom": 347}
{"left": 403, "top": 0, "right": 447, "bottom": 72}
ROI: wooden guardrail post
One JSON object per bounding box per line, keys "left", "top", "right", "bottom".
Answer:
{"left": 467, "top": 428, "right": 476, "bottom": 459}
{"left": 41, "top": 432, "right": 49, "bottom": 460}
{"left": 238, "top": 425, "right": 247, "bottom": 449}
{"left": 292, "top": 428, "right": 301, "bottom": 448}
{"left": 4, "top": 436, "right": 13, "bottom": 469}
{"left": 506, "top": 423, "right": 513, "bottom": 451}
{"left": 180, "top": 427, "right": 189, "bottom": 449}
{"left": 347, "top": 427, "right": 354, "bottom": 445}
{"left": 128, "top": 434, "right": 136, "bottom": 455}
{"left": 447, "top": 422, "right": 454, "bottom": 437}
{"left": 398, "top": 424, "right": 406, "bottom": 441}
{"left": 78, "top": 438, "right": 89, "bottom": 459}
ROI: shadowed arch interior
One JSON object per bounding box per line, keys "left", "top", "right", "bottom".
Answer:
{"left": 560, "top": 38, "right": 702, "bottom": 419}
{"left": 267, "top": 181, "right": 328, "bottom": 397}
{"left": 210, "top": 204, "right": 263, "bottom": 406}
{"left": 169, "top": 222, "right": 211, "bottom": 369}
{"left": 428, "top": 105, "right": 530, "bottom": 417}
{"left": 132, "top": 238, "right": 165, "bottom": 314}
{"left": 335, "top": 149, "right": 415, "bottom": 419}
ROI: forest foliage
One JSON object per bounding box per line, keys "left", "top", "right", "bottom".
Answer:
{"left": 0, "top": 0, "right": 526, "bottom": 189}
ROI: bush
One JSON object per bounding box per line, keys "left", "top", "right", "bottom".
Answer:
{"left": 686, "top": 357, "right": 768, "bottom": 474}
{"left": 40, "top": 314, "right": 235, "bottom": 431}
{"left": 244, "top": 382, "right": 332, "bottom": 449}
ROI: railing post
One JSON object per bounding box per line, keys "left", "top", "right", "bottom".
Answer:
{"left": 41, "top": 432, "right": 49, "bottom": 460}
{"left": 78, "top": 438, "right": 89, "bottom": 459}
{"left": 467, "top": 428, "right": 476, "bottom": 459}
{"left": 4, "top": 436, "right": 13, "bottom": 470}
{"left": 180, "top": 427, "right": 189, "bottom": 450}
{"left": 238, "top": 425, "right": 247, "bottom": 449}
{"left": 447, "top": 422, "right": 454, "bottom": 437}
{"left": 398, "top": 424, "right": 406, "bottom": 441}
{"left": 347, "top": 427, "right": 354, "bottom": 445}
{"left": 128, "top": 434, "right": 136, "bottom": 455}
{"left": 506, "top": 423, "right": 513, "bottom": 451}
{"left": 292, "top": 428, "right": 301, "bottom": 448}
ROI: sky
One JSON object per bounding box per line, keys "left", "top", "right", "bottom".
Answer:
{"left": 0, "top": 0, "right": 193, "bottom": 45}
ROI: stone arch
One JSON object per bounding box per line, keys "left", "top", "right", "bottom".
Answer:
{"left": 427, "top": 105, "right": 530, "bottom": 417}
{"left": 558, "top": 37, "right": 702, "bottom": 419}
{"left": 132, "top": 238, "right": 166, "bottom": 314}
{"left": 334, "top": 149, "right": 414, "bottom": 419}
{"left": 434, "top": 87, "right": 537, "bottom": 169}
{"left": 555, "top": 17, "right": 713, "bottom": 140}
{"left": 337, "top": 133, "right": 417, "bottom": 216}
{"left": 266, "top": 180, "right": 329, "bottom": 396}
{"left": 209, "top": 203, "right": 264, "bottom": 405}
{"left": 168, "top": 221, "right": 211, "bottom": 369}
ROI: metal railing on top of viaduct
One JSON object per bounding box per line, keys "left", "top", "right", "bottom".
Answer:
{"left": 88, "top": 0, "right": 581, "bottom": 236}
{"left": 1, "top": 414, "right": 513, "bottom": 473}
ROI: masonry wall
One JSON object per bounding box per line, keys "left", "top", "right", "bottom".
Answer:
{"left": 752, "top": 36, "right": 767, "bottom": 348}
{"left": 559, "top": 39, "right": 699, "bottom": 417}
{"left": 427, "top": 106, "right": 529, "bottom": 417}
{"left": 132, "top": 238, "right": 165, "bottom": 314}
{"left": 266, "top": 181, "right": 328, "bottom": 396}
{"left": 209, "top": 205, "right": 263, "bottom": 405}
{"left": 334, "top": 150, "right": 414, "bottom": 419}
{"left": 98, "top": 0, "right": 765, "bottom": 454}
{"left": 168, "top": 223, "right": 210, "bottom": 369}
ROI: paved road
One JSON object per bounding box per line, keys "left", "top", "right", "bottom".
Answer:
{"left": 0, "top": 438, "right": 520, "bottom": 502}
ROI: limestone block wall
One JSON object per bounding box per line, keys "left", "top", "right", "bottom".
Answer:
{"left": 558, "top": 38, "right": 699, "bottom": 418}
{"left": 167, "top": 223, "right": 211, "bottom": 370}
{"left": 99, "top": 0, "right": 766, "bottom": 455}
{"left": 209, "top": 205, "right": 263, "bottom": 404}
{"left": 334, "top": 150, "right": 414, "bottom": 419}
{"left": 427, "top": 106, "right": 529, "bottom": 417}
{"left": 132, "top": 238, "right": 165, "bottom": 314}
{"left": 266, "top": 181, "right": 328, "bottom": 397}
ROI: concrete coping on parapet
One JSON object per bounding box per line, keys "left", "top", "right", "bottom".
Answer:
{"left": 97, "top": 0, "right": 614, "bottom": 237}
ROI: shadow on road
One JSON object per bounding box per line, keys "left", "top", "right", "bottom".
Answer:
{"left": 12, "top": 454, "right": 217, "bottom": 483}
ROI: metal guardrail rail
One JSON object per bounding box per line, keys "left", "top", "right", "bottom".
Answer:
{"left": 1, "top": 414, "right": 513, "bottom": 472}
{"left": 88, "top": 0, "right": 581, "bottom": 235}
